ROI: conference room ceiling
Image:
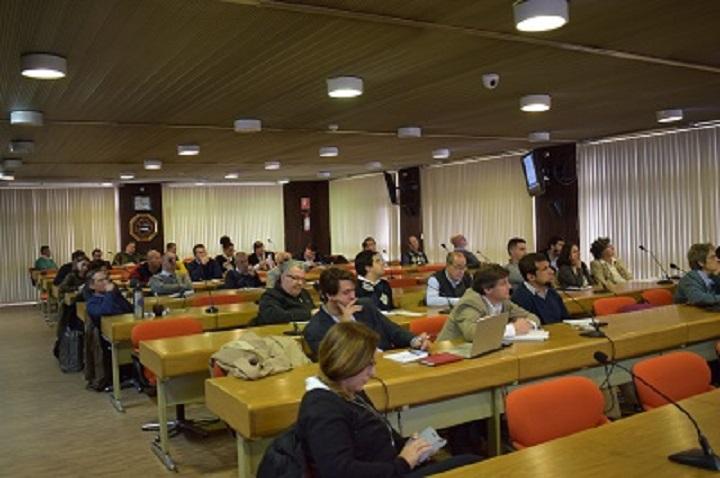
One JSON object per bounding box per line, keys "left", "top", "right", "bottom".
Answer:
{"left": 1, "top": 0, "right": 719, "bottom": 183}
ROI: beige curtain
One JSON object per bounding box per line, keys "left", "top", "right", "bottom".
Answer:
{"left": 162, "top": 184, "right": 285, "bottom": 259}
{"left": 0, "top": 187, "right": 118, "bottom": 304}
{"left": 421, "top": 156, "right": 535, "bottom": 264}
{"left": 578, "top": 125, "right": 720, "bottom": 279}
{"left": 330, "top": 174, "right": 401, "bottom": 261}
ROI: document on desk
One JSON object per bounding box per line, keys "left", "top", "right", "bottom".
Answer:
{"left": 383, "top": 309, "right": 425, "bottom": 317}
{"left": 563, "top": 318, "right": 594, "bottom": 327}
{"left": 385, "top": 350, "right": 429, "bottom": 363}
{"left": 505, "top": 330, "right": 550, "bottom": 342}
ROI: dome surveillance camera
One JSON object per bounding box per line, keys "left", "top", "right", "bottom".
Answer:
{"left": 482, "top": 73, "right": 500, "bottom": 89}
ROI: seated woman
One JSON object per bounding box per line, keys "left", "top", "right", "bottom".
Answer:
{"left": 556, "top": 242, "right": 594, "bottom": 289}
{"left": 589, "top": 237, "right": 632, "bottom": 291}
{"left": 297, "top": 321, "right": 479, "bottom": 478}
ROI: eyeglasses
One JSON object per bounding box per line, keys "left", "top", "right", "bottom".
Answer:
{"left": 286, "top": 274, "right": 306, "bottom": 283}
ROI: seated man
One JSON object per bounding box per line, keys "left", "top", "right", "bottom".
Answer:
{"left": 545, "top": 236, "right": 565, "bottom": 270}
{"left": 113, "top": 241, "right": 140, "bottom": 266}
{"left": 248, "top": 240, "right": 275, "bottom": 271}
{"left": 166, "top": 242, "right": 188, "bottom": 274}
{"left": 224, "top": 252, "right": 262, "bottom": 289}
{"left": 437, "top": 264, "right": 539, "bottom": 341}
{"left": 355, "top": 250, "right": 394, "bottom": 311}
{"left": 361, "top": 236, "right": 377, "bottom": 253}
{"left": 90, "top": 248, "right": 112, "bottom": 269}
{"left": 675, "top": 243, "right": 720, "bottom": 306}
{"left": 255, "top": 261, "right": 315, "bottom": 325}
{"left": 296, "top": 243, "right": 323, "bottom": 268}
{"left": 304, "top": 268, "right": 430, "bottom": 356}
{"left": 511, "top": 253, "right": 570, "bottom": 325}
{"left": 54, "top": 249, "right": 86, "bottom": 286}
{"left": 265, "top": 251, "right": 293, "bottom": 289}
{"left": 425, "top": 252, "right": 471, "bottom": 308}
{"left": 504, "top": 237, "right": 527, "bottom": 290}
{"left": 450, "top": 234, "right": 481, "bottom": 269}
{"left": 402, "top": 235, "right": 429, "bottom": 266}
{"left": 58, "top": 257, "right": 90, "bottom": 303}
{"left": 148, "top": 253, "right": 193, "bottom": 296}
{"left": 130, "top": 249, "right": 163, "bottom": 285}
{"left": 186, "top": 244, "right": 223, "bottom": 282}
{"left": 35, "top": 245, "right": 58, "bottom": 271}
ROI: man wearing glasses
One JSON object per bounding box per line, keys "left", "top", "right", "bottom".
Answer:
{"left": 255, "top": 260, "right": 316, "bottom": 325}
{"left": 149, "top": 253, "right": 193, "bottom": 296}
{"left": 675, "top": 243, "right": 720, "bottom": 306}
{"left": 425, "top": 252, "right": 471, "bottom": 308}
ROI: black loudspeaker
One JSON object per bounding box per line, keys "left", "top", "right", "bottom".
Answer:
{"left": 399, "top": 170, "right": 420, "bottom": 216}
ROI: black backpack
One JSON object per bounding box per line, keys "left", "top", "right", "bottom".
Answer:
{"left": 257, "top": 425, "right": 311, "bottom": 478}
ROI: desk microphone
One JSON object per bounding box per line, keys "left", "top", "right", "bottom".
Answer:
{"left": 670, "top": 263, "right": 685, "bottom": 280}
{"left": 558, "top": 288, "right": 607, "bottom": 338}
{"left": 204, "top": 277, "right": 219, "bottom": 314}
{"left": 639, "top": 245, "right": 674, "bottom": 285}
{"left": 593, "top": 351, "right": 720, "bottom": 471}
{"left": 441, "top": 243, "right": 450, "bottom": 254}
{"left": 476, "top": 250, "right": 492, "bottom": 263}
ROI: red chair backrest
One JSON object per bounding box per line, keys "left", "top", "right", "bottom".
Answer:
{"left": 409, "top": 315, "right": 448, "bottom": 340}
{"left": 388, "top": 277, "right": 420, "bottom": 288}
{"left": 592, "top": 296, "right": 637, "bottom": 316}
{"left": 641, "top": 288, "right": 673, "bottom": 306}
{"left": 506, "top": 376, "right": 609, "bottom": 448}
{"left": 632, "top": 352, "right": 714, "bottom": 410}
{"left": 190, "top": 294, "right": 249, "bottom": 307}
{"left": 617, "top": 302, "right": 656, "bottom": 313}
{"left": 384, "top": 266, "right": 404, "bottom": 278}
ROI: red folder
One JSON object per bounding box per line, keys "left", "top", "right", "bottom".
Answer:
{"left": 420, "top": 353, "right": 463, "bottom": 367}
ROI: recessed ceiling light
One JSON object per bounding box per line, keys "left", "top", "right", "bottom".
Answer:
{"left": 8, "top": 140, "right": 34, "bottom": 155}
{"left": 656, "top": 109, "right": 683, "bottom": 123}
{"left": 234, "top": 118, "right": 262, "bottom": 133}
{"left": 366, "top": 161, "right": 383, "bottom": 170}
{"left": 520, "top": 94, "right": 551, "bottom": 112}
{"left": 3, "top": 159, "right": 23, "bottom": 169}
{"left": 144, "top": 159, "right": 162, "bottom": 170}
{"left": 514, "top": 0, "right": 569, "bottom": 32}
{"left": 194, "top": 181, "right": 205, "bottom": 186}
{"left": 0, "top": 173, "right": 15, "bottom": 181}
{"left": 397, "top": 126, "right": 422, "bottom": 138}
{"left": 21, "top": 53, "right": 67, "bottom": 79}
{"left": 119, "top": 173, "right": 135, "bottom": 180}
{"left": 277, "top": 178, "right": 290, "bottom": 185}
{"left": 319, "top": 146, "right": 339, "bottom": 157}
{"left": 265, "top": 161, "right": 281, "bottom": 170}
{"left": 528, "top": 131, "right": 551, "bottom": 142}
{"left": 432, "top": 148, "right": 451, "bottom": 160}
{"left": 101, "top": 182, "right": 113, "bottom": 187}
{"left": 10, "top": 110, "right": 43, "bottom": 126}
{"left": 328, "top": 124, "right": 339, "bottom": 132}
{"left": 224, "top": 172, "right": 240, "bottom": 179}
{"left": 177, "top": 144, "right": 200, "bottom": 156}
{"left": 327, "top": 76, "right": 363, "bottom": 98}
{"left": 317, "top": 171, "right": 331, "bottom": 178}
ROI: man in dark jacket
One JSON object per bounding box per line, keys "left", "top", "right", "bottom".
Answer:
{"left": 186, "top": 243, "right": 223, "bottom": 282}
{"left": 304, "top": 268, "right": 430, "bottom": 356}
{"left": 355, "top": 250, "right": 394, "bottom": 311}
{"left": 53, "top": 249, "right": 87, "bottom": 286}
{"left": 255, "top": 261, "right": 315, "bottom": 325}
{"left": 511, "top": 253, "right": 570, "bottom": 325}
{"left": 129, "top": 249, "right": 163, "bottom": 285}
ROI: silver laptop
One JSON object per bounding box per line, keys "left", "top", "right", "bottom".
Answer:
{"left": 450, "top": 313, "right": 509, "bottom": 359}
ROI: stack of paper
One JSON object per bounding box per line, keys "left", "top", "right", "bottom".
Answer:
{"left": 505, "top": 330, "right": 550, "bottom": 342}
{"left": 383, "top": 309, "right": 425, "bottom": 317}
{"left": 384, "top": 350, "right": 429, "bottom": 363}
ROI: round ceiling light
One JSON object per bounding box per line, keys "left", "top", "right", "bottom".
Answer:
{"left": 277, "top": 178, "right": 290, "bottom": 185}
{"left": 656, "top": 109, "right": 683, "bottom": 123}
{"left": 319, "top": 146, "right": 339, "bottom": 157}
{"left": 177, "top": 144, "right": 200, "bottom": 156}
{"left": 366, "top": 161, "right": 383, "bottom": 171}
{"left": 144, "top": 159, "right": 162, "bottom": 170}
{"left": 514, "top": 0, "right": 569, "bottom": 32}
{"left": 317, "top": 171, "right": 332, "bottom": 178}
{"left": 327, "top": 76, "right": 363, "bottom": 98}
{"left": 21, "top": 53, "right": 67, "bottom": 79}
{"left": 397, "top": 126, "right": 422, "bottom": 138}
{"left": 265, "top": 161, "right": 281, "bottom": 170}
{"left": 234, "top": 118, "right": 262, "bottom": 133}
{"left": 528, "top": 131, "right": 551, "bottom": 142}
{"left": 224, "top": 172, "right": 240, "bottom": 179}
{"left": 432, "top": 148, "right": 450, "bottom": 160}
{"left": 520, "top": 94, "right": 551, "bottom": 112}
{"left": 10, "top": 110, "right": 44, "bottom": 126}
{"left": 119, "top": 173, "right": 135, "bottom": 180}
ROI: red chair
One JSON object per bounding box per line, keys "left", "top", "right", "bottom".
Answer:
{"left": 409, "top": 315, "right": 448, "bottom": 340}
{"left": 617, "top": 302, "right": 656, "bottom": 313}
{"left": 388, "top": 277, "right": 421, "bottom": 288}
{"left": 641, "top": 288, "right": 674, "bottom": 306}
{"left": 506, "top": 376, "right": 609, "bottom": 449}
{"left": 593, "top": 296, "right": 637, "bottom": 316}
{"left": 418, "top": 263, "right": 445, "bottom": 273}
{"left": 385, "top": 266, "right": 404, "bottom": 278}
{"left": 190, "top": 294, "right": 250, "bottom": 307}
{"left": 131, "top": 318, "right": 209, "bottom": 437}
{"left": 632, "top": 352, "right": 714, "bottom": 410}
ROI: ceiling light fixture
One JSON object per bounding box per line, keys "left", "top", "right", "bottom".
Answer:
{"left": 0, "top": 173, "right": 16, "bottom": 181}
{"left": 317, "top": 171, "right": 332, "bottom": 178}
{"left": 119, "top": 173, "right": 135, "bottom": 180}
{"left": 3, "top": 159, "right": 23, "bottom": 170}
{"left": 520, "top": 94, "right": 551, "bottom": 112}
{"left": 224, "top": 172, "right": 240, "bottom": 179}
{"left": 366, "top": 161, "right": 383, "bottom": 170}
{"left": 144, "top": 159, "right": 162, "bottom": 170}
{"left": 101, "top": 182, "right": 113, "bottom": 187}
{"left": 21, "top": 53, "right": 67, "bottom": 79}
{"left": 432, "top": 148, "right": 450, "bottom": 160}
{"left": 397, "top": 126, "right": 422, "bottom": 138}
{"left": 177, "top": 144, "right": 200, "bottom": 156}
{"left": 514, "top": 0, "right": 569, "bottom": 32}
{"left": 656, "top": 109, "right": 683, "bottom": 123}
{"left": 319, "top": 146, "right": 339, "bottom": 157}
{"left": 277, "top": 178, "right": 290, "bottom": 185}
{"left": 8, "top": 140, "right": 35, "bottom": 154}
{"left": 265, "top": 161, "right": 281, "bottom": 170}
{"left": 234, "top": 118, "right": 262, "bottom": 133}
{"left": 10, "top": 110, "right": 44, "bottom": 126}
{"left": 528, "top": 131, "right": 551, "bottom": 142}
{"left": 327, "top": 76, "right": 363, "bottom": 98}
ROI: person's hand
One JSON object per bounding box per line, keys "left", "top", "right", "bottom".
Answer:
{"left": 513, "top": 318, "right": 534, "bottom": 335}
{"left": 338, "top": 299, "right": 362, "bottom": 322}
{"left": 398, "top": 435, "right": 433, "bottom": 469}
{"left": 105, "top": 281, "right": 116, "bottom": 293}
{"left": 200, "top": 255, "right": 209, "bottom": 265}
{"left": 411, "top": 332, "right": 432, "bottom": 350}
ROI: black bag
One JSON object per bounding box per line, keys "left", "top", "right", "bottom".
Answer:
{"left": 58, "top": 326, "right": 84, "bottom": 373}
{"left": 256, "top": 425, "right": 310, "bottom": 478}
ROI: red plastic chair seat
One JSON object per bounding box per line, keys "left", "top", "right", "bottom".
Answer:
{"left": 641, "top": 288, "right": 674, "bottom": 306}
{"left": 408, "top": 315, "right": 448, "bottom": 340}
{"left": 593, "top": 296, "right": 637, "bottom": 316}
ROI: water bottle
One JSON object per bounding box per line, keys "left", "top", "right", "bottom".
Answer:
{"left": 134, "top": 287, "right": 144, "bottom": 319}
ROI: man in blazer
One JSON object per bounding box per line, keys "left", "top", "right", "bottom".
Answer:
{"left": 675, "top": 243, "right": 720, "bottom": 306}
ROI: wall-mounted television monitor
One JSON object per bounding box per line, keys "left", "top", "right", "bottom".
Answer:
{"left": 521, "top": 151, "right": 545, "bottom": 196}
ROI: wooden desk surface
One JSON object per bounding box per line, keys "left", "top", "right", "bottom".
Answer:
{"left": 435, "top": 389, "right": 720, "bottom": 478}
{"left": 679, "top": 305, "right": 720, "bottom": 343}
{"left": 205, "top": 347, "right": 518, "bottom": 439}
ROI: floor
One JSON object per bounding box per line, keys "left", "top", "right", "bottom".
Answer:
{"left": 0, "top": 305, "right": 237, "bottom": 477}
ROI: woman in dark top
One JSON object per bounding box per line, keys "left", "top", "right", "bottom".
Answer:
{"left": 556, "top": 242, "right": 594, "bottom": 289}
{"left": 297, "top": 322, "right": 479, "bottom": 478}
{"left": 215, "top": 235, "right": 236, "bottom": 272}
